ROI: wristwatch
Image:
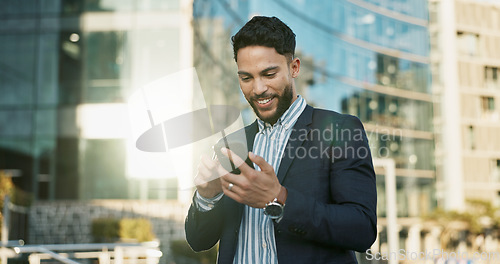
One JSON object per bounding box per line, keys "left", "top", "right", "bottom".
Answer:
{"left": 264, "top": 186, "right": 288, "bottom": 219}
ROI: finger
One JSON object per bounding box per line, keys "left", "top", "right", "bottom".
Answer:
{"left": 197, "top": 160, "right": 213, "bottom": 176}
{"left": 248, "top": 152, "right": 274, "bottom": 173}
{"left": 216, "top": 161, "right": 230, "bottom": 178}
{"left": 200, "top": 155, "right": 217, "bottom": 171}
{"left": 220, "top": 171, "right": 247, "bottom": 188}
{"left": 194, "top": 168, "right": 220, "bottom": 185}
{"left": 221, "top": 183, "right": 242, "bottom": 203}
{"left": 220, "top": 177, "right": 238, "bottom": 193}
{"left": 221, "top": 147, "right": 252, "bottom": 174}
{"left": 196, "top": 156, "right": 220, "bottom": 184}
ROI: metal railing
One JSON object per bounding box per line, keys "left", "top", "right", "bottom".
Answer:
{"left": 13, "top": 241, "right": 163, "bottom": 264}
{"left": 1, "top": 195, "right": 163, "bottom": 264}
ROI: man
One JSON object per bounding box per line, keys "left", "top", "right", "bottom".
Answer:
{"left": 185, "top": 16, "right": 377, "bottom": 263}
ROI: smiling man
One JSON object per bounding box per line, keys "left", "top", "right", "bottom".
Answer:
{"left": 185, "top": 16, "right": 377, "bottom": 263}
{"left": 237, "top": 45, "right": 297, "bottom": 125}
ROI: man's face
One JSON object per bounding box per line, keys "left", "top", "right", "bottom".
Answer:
{"left": 236, "top": 46, "right": 300, "bottom": 125}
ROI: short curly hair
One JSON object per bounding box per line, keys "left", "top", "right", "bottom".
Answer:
{"left": 231, "top": 16, "right": 296, "bottom": 62}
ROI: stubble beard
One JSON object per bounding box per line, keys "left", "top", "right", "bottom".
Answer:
{"left": 249, "top": 83, "right": 294, "bottom": 125}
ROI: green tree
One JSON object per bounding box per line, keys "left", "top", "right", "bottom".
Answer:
{"left": 425, "top": 199, "right": 499, "bottom": 250}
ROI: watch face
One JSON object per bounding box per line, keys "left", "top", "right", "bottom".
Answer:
{"left": 264, "top": 203, "right": 283, "bottom": 218}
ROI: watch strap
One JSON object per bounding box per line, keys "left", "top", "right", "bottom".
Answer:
{"left": 276, "top": 185, "right": 288, "bottom": 205}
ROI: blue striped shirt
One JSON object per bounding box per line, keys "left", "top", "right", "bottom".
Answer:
{"left": 195, "top": 95, "right": 307, "bottom": 263}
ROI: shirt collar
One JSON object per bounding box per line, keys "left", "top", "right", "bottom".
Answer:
{"left": 257, "top": 95, "right": 306, "bottom": 132}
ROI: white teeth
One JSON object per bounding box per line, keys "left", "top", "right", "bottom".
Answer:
{"left": 258, "top": 98, "right": 271, "bottom": 104}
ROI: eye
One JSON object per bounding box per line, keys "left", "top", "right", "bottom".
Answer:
{"left": 264, "top": 73, "right": 276, "bottom": 78}
{"left": 240, "top": 76, "right": 251, "bottom": 81}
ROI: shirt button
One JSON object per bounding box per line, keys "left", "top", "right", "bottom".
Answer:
{"left": 262, "top": 242, "right": 267, "bottom": 248}
{"left": 271, "top": 135, "right": 276, "bottom": 140}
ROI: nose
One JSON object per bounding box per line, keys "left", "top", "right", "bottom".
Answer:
{"left": 253, "top": 78, "right": 268, "bottom": 96}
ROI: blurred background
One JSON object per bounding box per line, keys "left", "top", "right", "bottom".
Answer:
{"left": 0, "top": 0, "right": 499, "bottom": 263}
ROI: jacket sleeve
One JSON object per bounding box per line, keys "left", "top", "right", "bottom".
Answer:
{"left": 185, "top": 125, "right": 254, "bottom": 253}
{"left": 185, "top": 194, "right": 225, "bottom": 252}
{"left": 275, "top": 115, "right": 377, "bottom": 252}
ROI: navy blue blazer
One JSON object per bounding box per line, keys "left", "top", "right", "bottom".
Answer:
{"left": 185, "top": 105, "right": 377, "bottom": 263}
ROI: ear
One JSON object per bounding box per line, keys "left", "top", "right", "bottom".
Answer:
{"left": 290, "top": 57, "right": 300, "bottom": 78}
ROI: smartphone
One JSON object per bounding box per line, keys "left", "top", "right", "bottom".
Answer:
{"left": 213, "top": 137, "right": 248, "bottom": 175}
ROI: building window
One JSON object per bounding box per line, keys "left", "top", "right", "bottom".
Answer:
{"left": 485, "top": 66, "right": 499, "bottom": 90}
{"left": 481, "top": 96, "right": 495, "bottom": 112}
{"left": 429, "top": 1, "right": 439, "bottom": 24}
{"left": 492, "top": 159, "right": 500, "bottom": 182}
{"left": 480, "top": 96, "right": 498, "bottom": 121}
{"left": 457, "top": 31, "right": 479, "bottom": 56}
{"left": 431, "top": 62, "right": 441, "bottom": 86}
{"left": 468, "top": 125, "right": 475, "bottom": 150}
{"left": 376, "top": 53, "right": 399, "bottom": 87}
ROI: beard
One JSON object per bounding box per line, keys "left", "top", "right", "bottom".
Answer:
{"left": 248, "top": 83, "right": 294, "bottom": 125}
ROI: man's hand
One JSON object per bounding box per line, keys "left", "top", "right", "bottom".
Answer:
{"left": 194, "top": 155, "right": 223, "bottom": 198}
{"left": 218, "top": 148, "right": 281, "bottom": 208}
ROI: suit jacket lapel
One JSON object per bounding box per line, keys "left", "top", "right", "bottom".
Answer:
{"left": 244, "top": 120, "right": 258, "bottom": 168}
{"left": 277, "top": 105, "right": 314, "bottom": 184}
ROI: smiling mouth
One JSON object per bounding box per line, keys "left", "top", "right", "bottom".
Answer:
{"left": 257, "top": 98, "right": 272, "bottom": 104}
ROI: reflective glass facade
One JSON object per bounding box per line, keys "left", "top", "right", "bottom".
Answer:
{"left": 0, "top": 0, "right": 183, "bottom": 200}
{"left": 1, "top": 0, "right": 435, "bottom": 214}
{"left": 193, "top": 0, "right": 435, "bottom": 219}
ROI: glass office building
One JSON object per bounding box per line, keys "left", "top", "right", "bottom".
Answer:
{"left": 0, "top": 0, "right": 189, "bottom": 201}
{"left": 193, "top": 0, "right": 435, "bottom": 249}
{"left": 1, "top": 0, "right": 434, "bottom": 208}
{"left": 1, "top": 0, "right": 435, "bottom": 254}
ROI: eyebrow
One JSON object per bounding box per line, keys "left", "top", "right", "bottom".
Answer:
{"left": 238, "top": 66, "right": 279, "bottom": 76}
